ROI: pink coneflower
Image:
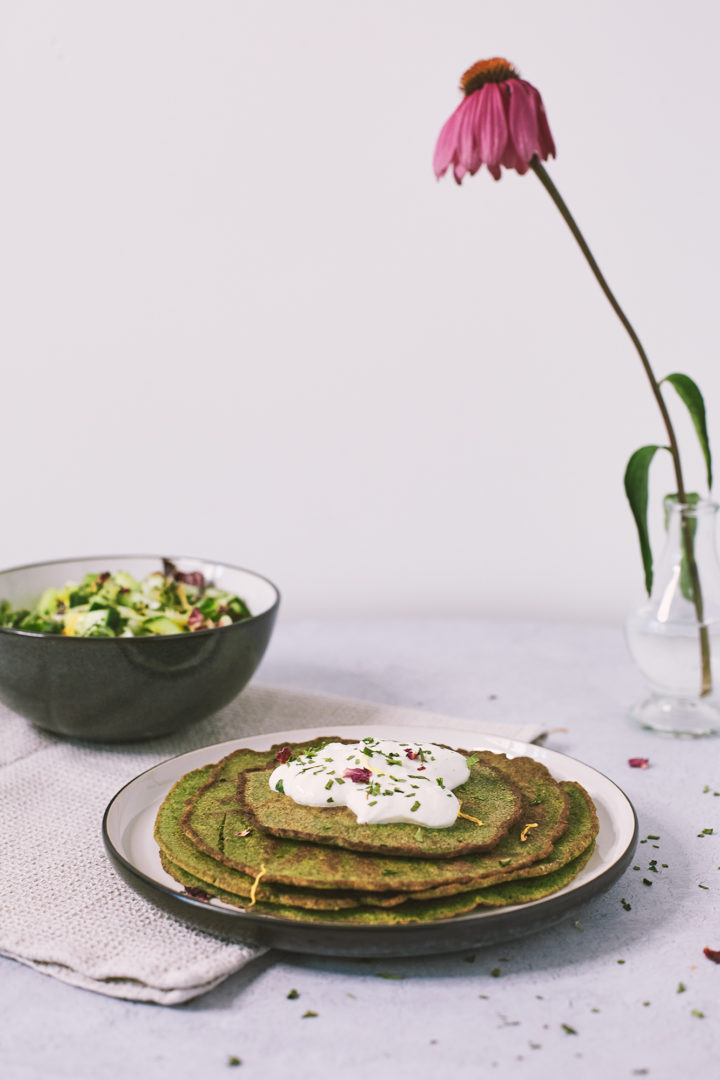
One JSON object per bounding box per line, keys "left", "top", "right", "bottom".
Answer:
{"left": 433, "top": 57, "right": 555, "bottom": 183}
{"left": 432, "top": 55, "right": 714, "bottom": 698}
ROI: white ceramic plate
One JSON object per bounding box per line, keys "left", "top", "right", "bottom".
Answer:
{"left": 103, "top": 724, "right": 638, "bottom": 957}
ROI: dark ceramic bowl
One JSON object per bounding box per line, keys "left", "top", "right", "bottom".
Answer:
{"left": 0, "top": 555, "right": 280, "bottom": 742}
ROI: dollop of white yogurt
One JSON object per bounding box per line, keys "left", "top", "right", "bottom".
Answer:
{"left": 268, "top": 737, "right": 471, "bottom": 828}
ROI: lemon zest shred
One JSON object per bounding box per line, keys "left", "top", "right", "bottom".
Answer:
{"left": 520, "top": 823, "right": 539, "bottom": 842}
{"left": 247, "top": 863, "right": 267, "bottom": 909}
{"left": 457, "top": 802, "right": 484, "bottom": 827}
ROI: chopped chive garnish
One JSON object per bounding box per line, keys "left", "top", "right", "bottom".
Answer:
{"left": 410, "top": 801, "right": 421, "bottom": 812}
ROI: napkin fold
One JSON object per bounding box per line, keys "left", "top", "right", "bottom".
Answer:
{"left": 0, "top": 686, "right": 547, "bottom": 1004}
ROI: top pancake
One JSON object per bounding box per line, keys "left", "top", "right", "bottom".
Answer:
{"left": 238, "top": 741, "right": 524, "bottom": 857}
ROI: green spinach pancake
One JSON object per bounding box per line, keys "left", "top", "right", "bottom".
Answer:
{"left": 153, "top": 737, "right": 598, "bottom": 924}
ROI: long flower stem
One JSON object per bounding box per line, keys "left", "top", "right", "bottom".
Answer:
{"left": 530, "top": 158, "right": 712, "bottom": 696}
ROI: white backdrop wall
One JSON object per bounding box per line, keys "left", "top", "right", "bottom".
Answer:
{"left": 1, "top": 0, "right": 718, "bottom": 622}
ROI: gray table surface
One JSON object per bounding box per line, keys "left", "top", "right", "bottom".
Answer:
{"left": 3, "top": 618, "right": 718, "bottom": 1079}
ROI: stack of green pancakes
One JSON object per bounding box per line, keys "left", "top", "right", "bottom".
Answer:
{"left": 154, "top": 738, "right": 599, "bottom": 925}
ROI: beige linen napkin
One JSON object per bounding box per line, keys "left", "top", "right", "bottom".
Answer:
{"left": 0, "top": 685, "right": 546, "bottom": 1004}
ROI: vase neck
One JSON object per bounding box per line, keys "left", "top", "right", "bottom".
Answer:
{"left": 655, "top": 497, "right": 720, "bottom": 602}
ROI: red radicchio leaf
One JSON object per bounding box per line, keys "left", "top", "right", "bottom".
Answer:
{"left": 187, "top": 607, "right": 205, "bottom": 631}
{"left": 417, "top": 765, "right": 427, "bottom": 771}
{"left": 275, "top": 746, "right": 292, "bottom": 764}
{"left": 405, "top": 748, "right": 418, "bottom": 760}
{"left": 343, "top": 767, "right": 372, "bottom": 784}
{"left": 703, "top": 946, "right": 720, "bottom": 964}
{"left": 176, "top": 570, "right": 205, "bottom": 588}
{"left": 628, "top": 758, "right": 650, "bottom": 769}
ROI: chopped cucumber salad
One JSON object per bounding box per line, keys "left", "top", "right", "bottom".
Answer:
{"left": 0, "top": 561, "right": 251, "bottom": 638}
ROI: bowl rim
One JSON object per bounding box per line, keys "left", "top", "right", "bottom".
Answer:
{"left": 0, "top": 553, "right": 281, "bottom": 642}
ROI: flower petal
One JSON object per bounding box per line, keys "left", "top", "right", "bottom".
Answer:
{"left": 535, "top": 96, "right": 557, "bottom": 160}
{"left": 518, "top": 79, "right": 556, "bottom": 160}
{"left": 508, "top": 79, "right": 541, "bottom": 164}
{"left": 433, "top": 100, "right": 465, "bottom": 179}
{"left": 456, "top": 93, "right": 483, "bottom": 174}
{"left": 476, "top": 83, "right": 508, "bottom": 168}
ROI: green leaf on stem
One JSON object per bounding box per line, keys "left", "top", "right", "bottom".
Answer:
{"left": 662, "top": 373, "right": 713, "bottom": 490}
{"left": 624, "top": 445, "right": 669, "bottom": 595}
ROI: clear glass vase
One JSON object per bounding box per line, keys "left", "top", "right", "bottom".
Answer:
{"left": 626, "top": 496, "right": 720, "bottom": 737}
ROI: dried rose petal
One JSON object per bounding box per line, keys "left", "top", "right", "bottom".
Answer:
{"left": 275, "top": 746, "right": 292, "bottom": 764}
{"left": 405, "top": 748, "right": 418, "bottom": 760}
{"left": 343, "top": 767, "right": 372, "bottom": 784}
{"left": 184, "top": 886, "right": 210, "bottom": 902}
{"left": 417, "top": 765, "right": 427, "bottom": 772}
{"left": 703, "top": 947, "right": 720, "bottom": 964}
{"left": 628, "top": 758, "right": 650, "bottom": 769}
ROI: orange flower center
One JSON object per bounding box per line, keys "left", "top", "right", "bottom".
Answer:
{"left": 460, "top": 57, "right": 519, "bottom": 96}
